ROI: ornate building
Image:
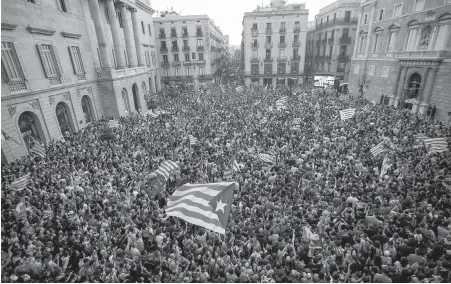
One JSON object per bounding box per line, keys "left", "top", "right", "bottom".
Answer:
{"left": 1, "top": 0, "right": 161, "bottom": 163}
{"left": 242, "top": 0, "right": 309, "bottom": 87}
{"left": 348, "top": 0, "right": 451, "bottom": 122}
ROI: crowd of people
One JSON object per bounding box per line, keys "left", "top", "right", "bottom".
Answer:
{"left": 2, "top": 82, "right": 451, "bottom": 283}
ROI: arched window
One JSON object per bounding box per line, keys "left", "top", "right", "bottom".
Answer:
{"left": 149, "top": 77, "right": 153, "bottom": 93}
{"left": 81, "top": 95, "right": 94, "bottom": 123}
{"left": 18, "top": 111, "right": 42, "bottom": 147}
{"left": 418, "top": 25, "right": 432, "bottom": 49}
{"left": 122, "top": 88, "right": 130, "bottom": 113}
{"left": 56, "top": 102, "right": 73, "bottom": 134}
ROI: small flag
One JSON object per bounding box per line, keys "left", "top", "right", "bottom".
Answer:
{"left": 30, "top": 143, "right": 46, "bottom": 159}
{"left": 370, "top": 141, "right": 386, "bottom": 158}
{"left": 155, "top": 160, "right": 179, "bottom": 181}
{"left": 258, "top": 153, "right": 276, "bottom": 164}
{"left": 188, "top": 135, "right": 198, "bottom": 145}
{"left": 276, "top": 97, "right": 288, "bottom": 111}
{"left": 165, "top": 182, "right": 235, "bottom": 234}
{"left": 1, "top": 130, "right": 22, "bottom": 145}
{"left": 380, "top": 154, "right": 392, "bottom": 177}
{"left": 9, "top": 173, "right": 30, "bottom": 191}
{"left": 108, "top": 120, "right": 120, "bottom": 128}
{"left": 423, "top": 138, "right": 449, "bottom": 154}
{"left": 339, "top": 108, "right": 356, "bottom": 120}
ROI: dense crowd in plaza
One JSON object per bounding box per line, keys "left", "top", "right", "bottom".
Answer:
{"left": 2, "top": 82, "right": 451, "bottom": 283}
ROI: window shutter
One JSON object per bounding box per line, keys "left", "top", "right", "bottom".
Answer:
{"left": 68, "top": 46, "right": 77, "bottom": 74}
{"left": 56, "top": 0, "right": 63, "bottom": 11}
{"left": 13, "top": 42, "right": 29, "bottom": 80}
{"left": 78, "top": 48, "right": 85, "bottom": 73}
{"left": 37, "top": 44, "right": 51, "bottom": 78}
{"left": 51, "top": 45, "right": 64, "bottom": 76}
{"left": 64, "top": 0, "right": 71, "bottom": 13}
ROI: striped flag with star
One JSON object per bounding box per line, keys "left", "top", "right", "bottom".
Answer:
{"left": 414, "top": 134, "right": 428, "bottom": 148}
{"left": 276, "top": 97, "right": 288, "bottom": 111}
{"left": 30, "top": 142, "right": 46, "bottom": 159}
{"left": 370, "top": 141, "right": 386, "bottom": 158}
{"left": 423, "top": 138, "right": 449, "bottom": 154}
{"left": 188, "top": 135, "right": 198, "bottom": 146}
{"left": 155, "top": 160, "right": 179, "bottom": 181}
{"left": 9, "top": 173, "right": 31, "bottom": 191}
{"left": 258, "top": 153, "right": 276, "bottom": 164}
{"left": 165, "top": 182, "right": 235, "bottom": 234}
{"left": 339, "top": 108, "right": 356, "bottom": 120}
{"left": 1, "top": 130, "right": 22, "bottom": 145}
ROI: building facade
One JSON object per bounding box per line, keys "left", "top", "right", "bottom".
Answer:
{"left": 305, "top": 0, "right": 360, "bottom": 82}
{"left": 1, "top": 0, "right": 161, "bottom": 163}
{"left": 242, "top": 0, "right": 309, "bottom": 87}
{"left": 348, "top": 0, "right": 451, "bottom": 123}
{"left": 153, "top": 14, "right": 228, "bottom": 86}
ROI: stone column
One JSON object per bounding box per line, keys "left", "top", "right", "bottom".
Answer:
{"left": 106, "top": 0, "right": 126, "bottom": 69}
{"left": 88, "top": 0, "right": 112, "bottom": 69}
{"left": 418, "top": 67, "right": 438, "bottom": 115}
{"left": 130, "top": 9, "right": 145, "bottom": 67}
{"left": 388, "top": 65, "right": 403, "bottom": 106}
{"left": 394, "top": 65, "right": 407, "bottom": 108}
{"left": 119, "top": 4, "right": 137, "bottom": 67}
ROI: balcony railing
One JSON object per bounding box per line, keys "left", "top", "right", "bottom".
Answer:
{"left": 197, "top": 46, "right": 204, "bottom": 51}
{"left": 315, "top": 17, "right": 358, "bottom": 29}
{"left": 251, "top": 43, "right": 259, "bottom": 49}
{"left": 291, "top": 55, "right": 301, "bottom": 61}
{"left": 194, "top": 60, "right": 205, "bottom": 64}
{"left": 162, "top": 75, "right": 194, "bottom": 82}
{"left": 265, "top": 28, "right": 272, "bottom": 34}
{"left": 278, "top": 42, "right": 287, "bottom": 48}
{"left": 198, "top": 74, "right": 213, "bottom": 80}
{"left": 161, "top": 61, "right": 170, "bottom": 67}
{"left": 171, "top": 46, "right": 179, "bottom": 52}
{"left": 183, "top": 61, "right": 193, "bottom": 66}
{"left": 292, "top": 41, "right": 300, "bottom": 47}
{"left": 250, "top": 57, "right": 259, "bottom": 63}
{"left": 338, "top": 54, "right": 350, "bottom": 61}
{"left": 293, "top": 27, "right": 300, "bottom": 33}
{"left": 265, "top": 42, "right": 273, "bottom": 49}
{"left": 328, "top": 38, "right": 335, "bottom": 44}
{"left": 394, "top": 50, "right": 446, "bottom": 60}
{"left": 160, "top": 47, "right": 168, "bottom": 53}
{"left": 172, "top": 61, "right": 181, "bottom": 67}
{"left": 339, "top": 36, "right": 351, "bottom": 44}
{"left": 196, "top": 31, "right": 203, "bottom": 37}
{"left": 7, "top": 81, "right": 27, "bottom": 93}
{"left": 264, "top": 57, "right": 273, "bottom": 62}
{"left": 171, "top": 32, "right": 177, "bottom": 38}
{"left": 279, "top": 28, "right": 286, "bottom": 33}
{"left": 159, "top": 33, "right": 166, "bottom": 39}
{"left": 182, "top": 32, "right": 189, "bottom": 38}
{"left": 277, "top": 56, "right": 287, "bottom": 62}
{"left": 183, "top": 45, "right": 190, "bottom": 51}
{"left": 252, "top": 29, "right": 258, "bottom": 37}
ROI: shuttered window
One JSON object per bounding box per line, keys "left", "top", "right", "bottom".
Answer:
{"left": 1, "top": 41, "right": 24, "bottom": 82}
{"left": 68, "top": 46, "right": 85, "bottom": 74}
{"left": 37, "top": 44, "right": 60, "bottom": 78}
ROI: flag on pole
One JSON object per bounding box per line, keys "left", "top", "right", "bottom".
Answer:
{"left": 258, "top": 153, "right": 276, "bottom": 164}
{"left": 339, "top": 109, "right": 356, "bottom": 120}
{"left": 9, "top": 173, "right": 31, "bottom": 191}
{"left": 276, "top": 97, "right": 288, "bottom": 110}
{"left": 165, "top": 182, "right": 235, "bottom": 234}
{"left": 370, "top": 141, "right": 386, "bottom": 158}
{"left": 1, "top": 130, "right": 22, "bottom": 145}
{"left": 188, "top": 135, "right": 198, "bottom": 146}
{"left": 414, "top": 134, "right": 428, "bottom": 148}
{"left": 155, "top": 160, "right": 179, "bottom": 181}
{"left": 379, "top": 154, "right": 392, "bottom": 177}
{"left": 423, "top": 138, "right": 449, "bottom": 154}
{"left": 30, "top": 143, "right": 46, "bottom": 159}
{"left": 108, "top": 120, "right": 120, "bottom": 128}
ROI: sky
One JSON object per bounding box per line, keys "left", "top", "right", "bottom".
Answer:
{"left": 150, "top": 0, "right": 338, "bottom": 46}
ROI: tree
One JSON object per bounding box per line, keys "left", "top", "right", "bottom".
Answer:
{"left": 214, "top": 47, "right": 243, "bottom": 85}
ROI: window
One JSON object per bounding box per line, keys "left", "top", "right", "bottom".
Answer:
{"left": 265, "top": 49, "right": 271, "bottom": 59}
{"left": 372, "top": 33, "right": 381, "bottom": 52}
{"left": 280, "top": 35, "right": 285, "bottom": 43}
{"left": 56, "top": 0, "right": 69, "bottom": 13}
{"left": 159, "top": 28, "right": 165, "bottom": 36}
{"left": 37, "top": 44, "right": 61, "bottom": 78}
{"left": 174, "top": 54, "right": 179, "bottom": 62}
{"left": 266, "top": 36, "right": 271, "bottom": 43}
{"left": 252, "top": 39, "right": 258, "bottom": 47}
{"left": 192, "top": 52, "right": 196, "bottom": 60}
{"left": 329, "top": 45, "right": 333, "bottom": 57}
{"left": 277, "top": 63, "right": 286, "bottom": 74}
{"left": 142, "top": 21, "right": 145, "bottom": 34}
{"left": 418, "top": 25, "right": 432, "bottom": 49}
{"left": 197, "top": 39, "right": 203, "bottom": 46}
{"left": 251, "top": 64, "right": 259, "bottom": 75}
{"left": 148, "top": 24, "right": 152, "bottom": 35}
{"left": 405, "top": 28, "right": 418, "bottom": 51}
{"left": 104, "top": 3, "right": 110, "bottom": 24}
{"left": 393, "top": 3, "right": 403, "bottom": 17}
{"left": 81, "top": 96, "right": 94, "bottom": 123}
{"left": 279, "top": 49, "right": 285, "bottom": 57}
{"left": 293, "top": 48, "right": 298, "bottom": 57}
{"left": 264, "top": 63, "right": 272, "bottom": 73}
{"left": 163, "top": 69, "right": 169, "bottom": 76}
{"left": 163, "top": 55, "right": 168, "bottom": 63}
{"left": 252, "top": 23, "right": 257, "bottom": 30}
{"left": 294, "top": 21, "right": 300, "bottom": 29}
{"left": 186, "top": 68, "right": 191, "bottom": 76}
{"left": 266, "top": 23, "right": 271, "bottom": 29}
{"left": 342, "top": 28, "right": 349, "bottom": 38}
{"left": 291, "top": 62, "right": 299, "bottom": 72}
{"left": 364, "top": 14, "right": 368, "bottom": 24}
{"left": 117, "top": 10, "right": 123, "bottom": 28}
{"left": 413, "top": 0, "right": 424, "bottom": 12}
{"left": 151, "top": 51, "right": 156, "bottom": 66}
{"left": 184, "top": 53, "right": 190, "bottom": 62}
{"left": 334, "top": 13, "right": 337, "bottom": 21}
{"left": 172, "top": 40, "right": 178, "bottom": 48}
{"left": 434, "top": 24, "right": 450, "bottom": 50}
{"left": 171, "top": 28, "right": 176, "bottom": 37}
{"left": 198, "top": 53, "right": 204, "bottom": 60}
{"left": 387, "top": 32, "right": 397, "bottom": 52}
{"left": 145, "top": 51, "right": 150, "bottom": 66}
{"left": 252, "top": 50, "right": 257, "bottom": 58}
{"left": 378, "top": 9, "right": 385, "bottom": 21}
{"left": 199, "top": 66, "right": 205, "bottom": 75}
{"left": 344, "top": 11, "right": 351, "bottom": 22}
{"left": 182, "top": 27, "right": 188, "bottom": 36}
{"left": 1, "top": 41, "right": 25, "bottom": 83}
{"left": 196, "top": 26, "right": 202, "bottom": 35}
{"left": 294, "top": 35, "right": 299, "bottom": 43}
{"left": 68, "top": 46, "right": 85, "bottom": 78}
{"left": 340, "top": 45, "right": 347, "bottom": 56}
{"left": 358, "top": 34, "right": 367, "bottom": 53}
{"left": 326, "top": 16, "right": 329, "bottom": 23}
{"left": 175, "top": 68, "right": 180, "bottom": 76}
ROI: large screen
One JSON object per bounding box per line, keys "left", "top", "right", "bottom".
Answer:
{"left": 314, "top": 76, "right": 335, "bottom": 88}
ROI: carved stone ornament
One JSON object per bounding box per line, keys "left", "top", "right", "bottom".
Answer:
{"left": 87, "top": 87, "right": 93, "bottom": 94}
{"left": 31, "top": 101, "right": 40, "bottom": 110}
{"left": 49, "top": 96, "right": 55, "bottom": 105}
{"left": 64, "top": 93, "right": 70, "bottom": 100}
{"left": 8, "top": 106, "right": 16, "bottom": 116}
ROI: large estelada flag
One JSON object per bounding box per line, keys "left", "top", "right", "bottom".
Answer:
{"left": 370, "top": 141, "right": 386, "bottom": 158}
{"left": 339, "top": 108, "right": 356, "bottom": 120}
{"left": 10, "top": 173, "right": 31, "bottom": 191}
{"left": 165, "top": 182, "right": 235, "bottom": 234}
{"left": 423, "top": 138, "right": 449, "bottom": 154}
{"left": 30, "top": 143, "right": 46, "bottom": 159}
{"left": 276, "top": 97, "right": 288, "bottom": 110}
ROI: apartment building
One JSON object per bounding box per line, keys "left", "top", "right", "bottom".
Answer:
{"left": 348, "top": 0, "right": 451, "bottom": 123}
{"left": 153, "top": 13, "right": 228, "bottom": 86}
{"left": 305, "top": 0, "right": 360, "bottom": 82}
{"left": 242, "top": 0, "right": 308, "bottom": 87}
{"left": 1, "top": 0, "right": 160, "bottom": 162}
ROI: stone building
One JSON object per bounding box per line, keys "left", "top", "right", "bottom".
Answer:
{"left": 242, "top": 0, "right": 309, "bottom": 87}
{"left": 1, "top": 0, "right": 161, "bottom": 162}
{"left": 153, "top": 13, "right": 228, "bottom": 86}
{"left": 305, "top": 0, "right": 360, "bottom": 82}
{"left": 348, "top": 0, "right": 451, "bottom": 123}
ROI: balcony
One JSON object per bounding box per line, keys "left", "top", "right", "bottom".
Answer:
{"left": 184, "top": 61, "right": 193, "bottom": 66}
{"left": 196, "top": 31, "right": 203, "bottom": 37}
{"left": 265, "top": 42, "right": 273, "bottom": 49}
{"left": 171, "top": 46, "right": 179, "bottom": 52}
{"left": 328, "top": 38, "right": 335, "bottom": 44}
{"left": 293, "top": 27, "right": 300, "bottom": 33}
{"left": 252, "top": 29, "right": 258, "bottom": 37}
{"left": 159, "top": 33, "right": 166, "bottom": 39}
{"left": 340, "top": 36, "right": 351, "bottom": 44}
{"left": 265, "top": 28, "right": 272, "bottom": 34}
{"left": 194, "top": 60, "right": 205, "bottom": 65}
{"left": 277, "top": 56, "right": 287, "bottom": 62}
{"left": 197, "top": 46, "right": 204, "bottom": 51}
{"left": 279, "top": 28, "right": 286, "bottom": 33}
{"left": 264, "top": 57, "right": 273, "bottom": 62}
{"left": 292, "top": 41, "right": 300, "bottom": 47}
{"left": 183, "top": 45, "right": 190, "bottom": 51}
{"left": 160, "top": 47, "right": 168, "bottom": 53}
{"left": 161, "top": 61, "right": 170, "bottom": 67}
{"left": 278, "top": 42, "right": 287, "bottom": 48}
{"left": 394, "top": 50, "right": 446, "bottom": 61}
{"left": 182, "top": 32, "right": 189, "bottom": 38}
{"left": 250, "top": 57, "right": 260, "bottom": 63}
{"left": 338, "top": 54, "right": 350, "bottom": 61}
{"left": 171, "top": 32, "right": 177, "bottom": 38}
{"left": 172, "top": 61, "right": 181, "bottom": 67}
{"left": 291, "top": 55, "right": 301, "bottom": 61}
{"left": 251, "top": 43, "right": 259, "bottom": 49}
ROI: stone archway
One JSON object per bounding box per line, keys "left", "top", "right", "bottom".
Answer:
{"left": 403, "top": 72, "right": 422, "bottom": 110}
{"left": 18, "top": 111, "right": 45, "bottom": 148}
{"left": 55, "top": 102, "right": 75, "bottom": 135}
